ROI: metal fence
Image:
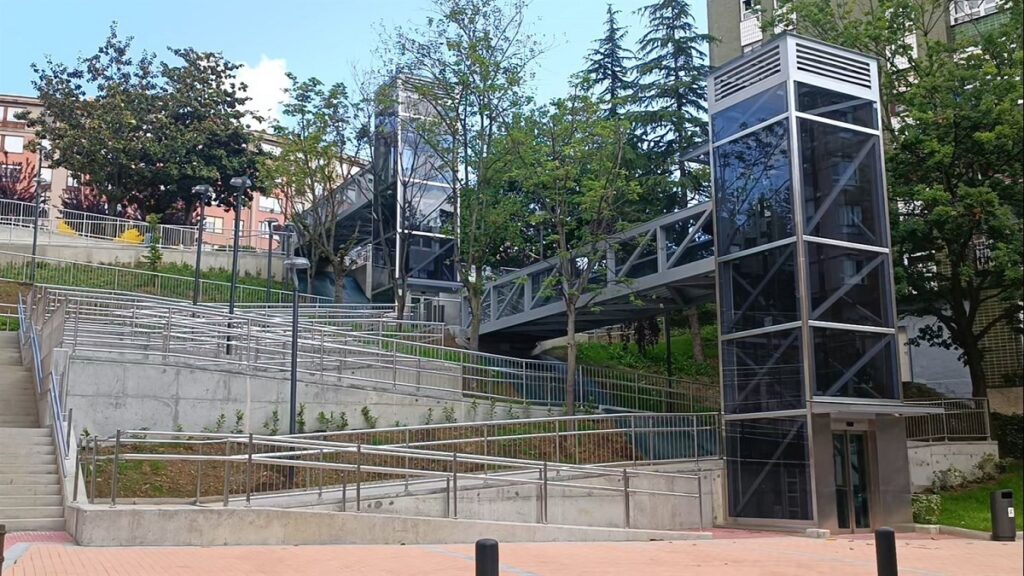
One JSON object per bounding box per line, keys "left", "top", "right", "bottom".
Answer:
{"left": 0, "top": 197, "right": 197, "bottom": 249}
{"left": 78, "top": 428, "right": 708, "bottom": 531}
{"left": 0, "top": 250, "right": 330, "bottom": 304}
{"left": 904, "top": 398, "right": 991, "bottom": 442}
{"left": 37, "top": 287, "right": 720, "bottom": 413}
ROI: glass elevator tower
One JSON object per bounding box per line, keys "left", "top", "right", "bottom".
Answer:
{"left": 710, "top": 34, "right": 924, "bottom": 532}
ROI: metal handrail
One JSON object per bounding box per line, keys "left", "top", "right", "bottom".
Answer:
{"left": 44, "top": 287, "right": 717, "bottom": 412}
{"left": 904, "top": 397, "right": 991, "bottom": 442}
{"left": 84, "top": 428, "right": 709, "bottom": 531}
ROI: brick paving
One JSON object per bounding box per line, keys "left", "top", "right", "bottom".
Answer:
{"left": 2, "top": 533, "right": 1021, "bottom": 575}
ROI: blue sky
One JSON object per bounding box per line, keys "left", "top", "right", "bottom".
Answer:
{"left": 0, "top": 0, "right": 708, "bottom": 125}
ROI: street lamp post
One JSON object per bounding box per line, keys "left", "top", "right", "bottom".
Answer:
{"left": 262, "top": 218, "right": 280, "bottom": 305}
{"left": 284, "top": 254, "right": 310, "bottom": 435}
{"left": 29, "top": 140, "right": 50, "bottom": 284}
{"left": 191, "top": 185, "right": 214, "bottom": 306}
{"left": 227, "top": 176, "right": 250, "bottom": 317}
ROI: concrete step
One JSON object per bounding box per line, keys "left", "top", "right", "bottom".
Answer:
{"left": 0, "top": 435, "right": 53, "bottom": 445}
{"left": 0, "top": 419, "right": 42, "bottom": 427}
{"left": 0, "top": 505, "right": 64, "bottom": 520}
{"left": 0, "top": 484, "right": 62, "bottom": 496}
{"left": 0, "top": 446, "right": 57, "bottom": 457}
{"left": 0, "top": 473, "right": 61, "bottom": 486}
{"left": 0, "top": 517, "right": 65, "bottom": 531}
{"left": 0, "top": 427, "right": 51, "bottom": 437}
{"left": 0, "top": 453, "right": 57, "bottom": 465}
{"left": 0, "top": 464, "right": 59, "bottom": 475}
{"left": 0, "top": 495, "right": 63, "bottom": 508}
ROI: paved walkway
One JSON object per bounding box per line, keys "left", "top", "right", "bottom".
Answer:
{"left": 3, "top": 533, "right": 1021, "bottom": 575}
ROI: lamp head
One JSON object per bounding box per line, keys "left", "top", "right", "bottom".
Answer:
{"left": 229, "top": 176, "right": 252, "bottom": 188}
{"left": 192, "top": 184, "right": 214, "bottom": 202}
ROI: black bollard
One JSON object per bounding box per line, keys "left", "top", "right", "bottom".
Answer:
{"left": 475, "top": 538, "right": 499, "bottom": 576}
{"left": 875, "top": 527, "right": 898, "bottom": 576}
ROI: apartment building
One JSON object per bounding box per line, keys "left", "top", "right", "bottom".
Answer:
{"left": 708, "top": 0, "right": 1008, "bottom": 67}
{"left": 0, "top": 94, "right": 73, "bottom": 212}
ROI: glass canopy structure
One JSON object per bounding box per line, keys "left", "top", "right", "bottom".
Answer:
{"left": 710, "top": 34, "right": 919, "bottom": 532}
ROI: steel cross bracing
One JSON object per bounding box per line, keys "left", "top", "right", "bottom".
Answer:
{"left": 475, "top": 202, "right": 716, "bottom": 338}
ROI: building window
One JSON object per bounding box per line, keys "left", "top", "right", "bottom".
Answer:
{"left": 67, "top": 174, "right": 80, "bottom": 187}
{"left": 951, "top": 0, "right": 1001, "bottom": 24}
{"left": 40, "top": 167, "right": 53, "bottom": 184}
{"left": 0, "top": 163, "right": 22, "bottom": 184}
{"left": 204, "top": 216, "right": 224, "bottom": 233}
{"left": 258, "top": 194, "right": 282, "bottom": 213}
{"left": 4, "top": 107, "right": 27, "bottom": 122}
{"left": 974, "top": 236, "right": 993, "bottom": 270}
{"left": 741, "top": 0, "right": 758, "bottom": 17}
{"left": 2, "top": 135, "right": 25, "bottom": 154}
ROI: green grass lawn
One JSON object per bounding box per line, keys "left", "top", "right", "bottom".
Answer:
{"left": 937, "top": 460, "right": 1023, "bottom": 532}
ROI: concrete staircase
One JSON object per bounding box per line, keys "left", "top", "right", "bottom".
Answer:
{"left": 0, "top": 331, "right": 65, "bottom": 531}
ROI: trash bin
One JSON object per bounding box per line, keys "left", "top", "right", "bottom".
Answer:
{"left": 990, "top": 489, "right": 1016, "bottom": 542}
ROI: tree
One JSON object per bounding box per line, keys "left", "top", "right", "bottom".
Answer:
{"left": 26, "top": 23, "right": 265, "bottom": 224}
{"left": 271, "top": 74, "right": 366, "bottom": 303}
{"left": 390, "top": 0, "right": 540, "bottom": 349}
{"left": 772, "top": 0, "right": 1023, "bottom": 397}
{"left": 581, "top": 4, "right": 635, "bottom": 117}
{"left": 506, "top": 94, "right": 639, "bottom": 414}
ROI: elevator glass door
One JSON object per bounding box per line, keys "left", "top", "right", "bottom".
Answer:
{"left": 833, "top": 431, "right": 871, "bottom": 531}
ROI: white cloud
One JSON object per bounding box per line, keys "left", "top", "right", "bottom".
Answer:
{"left": 235, "top": 56, "right": 289, "bottom": 130}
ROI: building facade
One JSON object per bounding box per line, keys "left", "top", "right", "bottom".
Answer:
{"left": 0, "top": 94, "right": 73, "bottom": 213}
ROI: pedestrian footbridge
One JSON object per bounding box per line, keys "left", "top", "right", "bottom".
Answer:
{"left": 476, "top": 201, "right": 715, "bottom": 340}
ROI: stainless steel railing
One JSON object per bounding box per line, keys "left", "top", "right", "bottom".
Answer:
{"left": 78, "top": 428, "right": 709, "bottom": 531}
{"left": 904, "top": 398, "right": 991, "bottom": 442}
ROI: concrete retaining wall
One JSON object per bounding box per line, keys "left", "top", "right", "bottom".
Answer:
{"left": 907, "top": 440, "right": 1000, "bottom": 491}
{"left": 64, "top": 353, "right": 546, "bottom": 436}
{"left": 65, "top": 504, "right": 709, "bottom": 546}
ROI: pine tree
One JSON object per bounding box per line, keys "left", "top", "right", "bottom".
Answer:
{"left": 582, "top": 4, "right": 634, "bottom": 117}
{"left": 631, "top": 0, "right": 711, "bottom": 209}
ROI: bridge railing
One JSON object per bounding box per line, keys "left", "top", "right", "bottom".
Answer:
{"left": 476, "top": 202, "right": 714, "bottom": 328}
{"left": 904, "top": 398, "right": 991, "bottom": 442}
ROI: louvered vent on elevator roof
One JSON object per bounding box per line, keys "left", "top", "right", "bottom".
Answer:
{"left": 713, "top": 44, "right": 782, "bottom": 103}
{"left": 794, "top": 41, "right": 872, "bottom": 89}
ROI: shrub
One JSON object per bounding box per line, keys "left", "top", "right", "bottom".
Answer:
{"left": 972, "top": 453, "right": 1005, "bottom": 483}
{"left": 931, "top": 466, "right": 968, "bottom": 492}
{"left": 57, "top": 221, "right": 78, "bottom": 236}
{"left": 116, "top": 228, "right": 144, "bottom": 245}
{"left": 141, "top": 214, "right": 163, "bottom": 271}
{"left": 991, "top": 412, "right": 1024, "bottom": 460}
{"left": 360, "top": 406, "right": 378, "bottom": 429}
{"left": 912, "top": 494, "right": 942, "bottom": 524}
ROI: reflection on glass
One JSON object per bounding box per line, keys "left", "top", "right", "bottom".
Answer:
{"left": 806, "top": 242, "right": 893, "bottom": 328}
{"left": 401, "top": 183, "right": 454, "bottom": 234}
{"left": 849, "top": 433, "right": 871, "bottom": 529}
{"left": 722, "top": 329, "right": 804, "bottom": 414}
{"left": 726, "top": 416, "right": 812, "bottom": 520}
{"left": 797, "top": 82, "right": 877, "bottom": 129}
{"left": 833, "top": 434, "right": 851, "bottom": 530}
{"left": 406, "top": 237, "right": 456, "bottom": 282}
{"left": 720, "top": 244, "right": 800, "bottom": 334}
{"left": 712, "top": 82, "right": 788, "bottom": 141}
{"left": 714, "top": 120, "right": 794, "bottom": 254}
{"left": 664, "top": 214, "right": 714, "bottom": 268}
{"left": 812, "top": 328, "right": 898, "bottom": 399}
{"left": 799, "top": 119, "right": 886, "bottom": 246}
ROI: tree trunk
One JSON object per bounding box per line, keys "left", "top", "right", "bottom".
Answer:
{"left": 395, "top": 283, "right": 407, "bottom": 321}
{"left": 688, "top": 306, "right": 704, "bottom": 364}
{"left": 565, "top": 305, "right": 577, "bottom": 416}
{"left": 331, "top": 261, "right": 346, "bottom": 304}
{"left": 962, "top": 339, "right": 988, "bottom": 399}
{"left": 467, "top": 290, "right": 482, "bottom": 351}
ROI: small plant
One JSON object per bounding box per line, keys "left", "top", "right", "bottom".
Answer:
{"left": 360, "top": 406, "right": 378, "bottom": 429}
{"left": 317, "top": 411, "right": 331, "bottom": 432}
{"left": 487, "top": 398, "right": 498, "bottom": 420}
{"left": 442, "top": 404, "right": 457, "bottom": 424}
{"left": 424, "top": 407, "right": 435, "bottom": 425}
{"left": 393, "top": 420, "right": 403, "bottom": 428}
{"left": 57, "top": 221, "right": 78, "bottom": 236}
{"left": 333, "top": 411, "right": 349, "bottom": 431}
{"left": 116, "top": 228, "right": 144, "bottom": 245}
{"left": 505, "top": 402, "right": 518, "bottom": 420}
{"left": 231, "top": 409, "right": 245, "bottom": 434}
{"left": 469, "top": 398, "right": 480, "bottom": 420}
{"left": 173, "top": 423, "right": 184, "bottom": 433}
{"left": 972, "top": 453, "right": 1005, "bottom": 482}
{"left": 263, "top": 408, "right": 281, "bottom": 435}
{"left": 911, "top": 494, "right": 942, "bottom": 524}
{"left": 931, "top": 466, "right": 968, "bottom": 492}
{"left": 297, "top": 403, "right": 307, "bottom": 433}
{"left": 141, "top": 214, "right": 163, "bottom": 271}
{"left": 203, "top": 413, "right": 227, "bottom": 433}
